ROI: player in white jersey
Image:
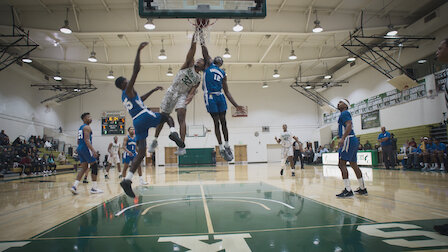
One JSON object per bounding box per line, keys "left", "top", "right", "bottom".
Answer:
{"left": 275, "top": 124, "right": 296, "bottom": 177}
{"left": 148, "top": 36, "right": 206, "bottom": 156}
{"left": 105, "top": 136, "right": 122, "bottom": 179}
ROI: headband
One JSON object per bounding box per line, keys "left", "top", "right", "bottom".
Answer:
{"left": 339, "top": 99, "right": 350, "bottom": 107}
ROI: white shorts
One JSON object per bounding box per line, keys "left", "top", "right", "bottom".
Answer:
{"left": 160, "top": 90, "right": 187, "bottom": 114}
{"left": 109, "top": 153, "right": 120, "bottom": 165}
{"left": 281, "top": 147, "right": 294, "bottom": 159}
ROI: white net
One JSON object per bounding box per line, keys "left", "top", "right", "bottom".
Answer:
{"left": 190, "top": 19, "right": 216, "bottom": 46}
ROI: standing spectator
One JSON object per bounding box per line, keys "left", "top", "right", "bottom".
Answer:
{"left": 0, "top": 130, "right": 9, "bottom": 146}
{"left": 433, "top": 139, "right": 446, "bottom": 171}
{"left": 391, "top": 133, "right": 398, "bottom": 165}
{"left": 57, "top": 152, "right": 67, "bottom": 165}
{"left": 364, "top": 140, "right": 372, "bottom": 150}
{"left": 378, "top": 126, "right": 394, "bottom": 169}
{"left": 292, "top": 136, "right": 304, "bottom": 169}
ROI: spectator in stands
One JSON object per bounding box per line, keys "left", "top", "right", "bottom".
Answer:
{"left": 57, "top": 152, "right": 67, "bottom": 165}
{"left": 0, "top": 130, "right": 9, "bottom": 146}
{"left": 364, "top": 140, "right": 372, "bottom": 150}
{"left": 406, "top": 143, "right": 423, "bottom": 170}
{"left": 36, "top": 136, "right": 43, "bottom": 148}
{"left": 44, "top": 140, "right": 52, "bottom": 151}
{"left": 47, "top": 154, "right": 57, "bottom": 174}
{"left": 34, "top": 153, "right": 46, "bottom": 175}
{"left": 29, "top": 138, "right": 36, "bottom": 149}
{"left": 19, "top": 154, "right": 32, "bottom": 175}
{"left": 433, "top": 139, "right": 446, "bottom": 172}
{"left": 420, "top": 137, "right": 431, "bottom": 171}
{"left": 358, "top": 142, "right": 364, "bottom": 150}
{"left": 304, "top": 147, "right": 314, "bottom": 164}
{"left": 12, "top": 137, "right": 21, "bottom": 146}
{"left": 427, "top": 138, "right": 439, "bottom": 171}
{"left": 378, "top": 126, "right": 394, "bottom": 169}
{"left": 408, "top": 138, "right": 417, "bottom": 151}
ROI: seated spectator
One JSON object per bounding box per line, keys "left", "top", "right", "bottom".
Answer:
{"left": 428, "top": 138, "right": 439, "bottom": 171}
{"left": 433, "top": 139, "right": 446, "bottom": 171}
{"left": 358, "top": 142, "right": 364, "bottom": 150}
{"left": 57, "top": 152, "right": 67, "bottom": 165}
{"left": 47, "top": 154, "right": 57, "bottom": 174}
{"left": 33, "top": 153, "right": 46, "bottom": 175}
{"left": 12, "top": 137, "right": 22, "bottom": 146}
{"left": 44, "top": 140, "right": 52, "bottom": 151}
{"left": 36, "top": 136, "right": 43, "bottom": 148}
{"left": 408, "top": 138, "right": 417, "bottom": 152}
{"left": 0, "top": 130, "right": 9, "bottom": 146}
{"left": 19, "top": 155, "right": 32, "bottom": 175}
{"left": 420, "top": 137, "right": 430, "bottom": 171}
{"left": 406, "top": 144, "right": 423, "bottom": 170}
{"left": 364, "top": 140, "right": 372, "bottom": 150}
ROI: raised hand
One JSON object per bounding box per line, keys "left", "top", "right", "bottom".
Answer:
{"left": 138, "top": 42, "right": 149, "bottom": 51}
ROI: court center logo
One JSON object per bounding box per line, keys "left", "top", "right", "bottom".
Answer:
{"left": 158, "top": 233, "right": 252, "bottom": 252}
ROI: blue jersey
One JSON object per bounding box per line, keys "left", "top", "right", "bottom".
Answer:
{"left": 437, "top": 142, "right": 446, "bottom": 152}
{"left": 203, "top": 63, "right": 226, "bottom": 93}
{"left": 427, "top": 143, "right": 437, "bottom": 152}
{"left": 125, "top": 135, "right": 137, "bottom": 154}
{"left": 338, "top": 110, "right": 355, "bottom": 138}
{"left": 378, "top": 132, "right": 392, "bottom": 146}
{"left": 77, "top": 124, "right": 91, "bottom": 151}
{"left": 122, "top": 90, "right": 147, "bottom": 119}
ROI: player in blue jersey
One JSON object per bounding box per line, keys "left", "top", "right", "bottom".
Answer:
{"left": 115, "top": 42, "right": 185, "bottom": 198}
{"left": 199, "top": 41, "right": 245, "bottom": 161}
{"left": 70, "top": 112, "right": 103, "bottom": 195}
{"left": 121, "top": 127, "right": 148, "bottom": 185}
{"left": 336, "top": 99, "right": 367, "bottom": 198}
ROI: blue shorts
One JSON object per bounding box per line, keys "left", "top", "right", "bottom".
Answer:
{"left": 205, "top": 93, "right": 227, "bottom": 114}
{"left": 133, "top": 110, "right": 162, "bottom": 141}
{"left": 77, "top": 147, "right": 96, "bottom": 164}
{"left": 338, "top": 136, "right": 358, "bottom": 162}
{"left": 123, "top": 152, "right": 136, "bottom": 164}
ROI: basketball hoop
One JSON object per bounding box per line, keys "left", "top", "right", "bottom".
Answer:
{"left": 189, "top": 18, "right": 217, "bottom": 46}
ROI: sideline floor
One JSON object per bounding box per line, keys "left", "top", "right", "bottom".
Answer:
{"left": 0, "top": 164, "right": 447, "bottom": 251}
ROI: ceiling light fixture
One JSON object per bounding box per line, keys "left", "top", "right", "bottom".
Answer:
{"left": 158, "top": 39, "right": 167, "bottom": 60}
{"left": 144, "top": 18, "right": 156, "bottom": 30}
{"left": 233, "top": 19, "right": 243, "bottom": 32}
{"left": 288, "top": 41, "right": 297, "bottom": 60}
{"left": 324, "top": 75, "right": 332, "bottom": 79}
{"left": 59, "top": 8, "right": 72, "bottom": 34}
{"left": 88, "top": 41, "right": 98, "bottom": 63}
{"left": 273, "top": 69, "right": 280, "bottom": 78}
{"left": 53, "top": 72, "right": 62, "bottom": 81}
{"left": 223, "top": 38, "right": 231, "bottom": 58}
{"left": 347, "top": 55, "right": 356, "bottom": 62}
{"left": 107, "top": 70, "right": 115, "bottom": 79}
{"left": 22, "top": 55, "right": 32, "bottom": 63}
{"left": 166, "top": 66, "right": 174, "bottom": 76}
{"left": 305, "top": 84, "right": 312, "bottom": 89}
{"left": 262, "top": 82, "right": 268, "bottom": 88}
{"left": 417, "top": 59, "right": 427, "bottom": 64}
{"left": 312, "top": 12, "right": 323, "bottom": 33}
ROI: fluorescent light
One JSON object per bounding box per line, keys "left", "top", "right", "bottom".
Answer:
{"left": 73, "top": 88, "right": 81, "bottom": 92}
{"left": 107, "top": 70, "right": 115, "bottom": 79}
{"left": 53, "top": 41, "right": 59, "bottom": 47}
{"left": 305, "top": 85, "right": 312, "bottom": 89}
{"left": 223, "top": 48, "right": 231, "bottom": 58}
{"left": 273, "top": 69, "right": 280, "bottom": 78}
{"left": 289, "top": 50, "right": 297, "bottom": 60}
{"left": 347, "top": 56, "right": 356, "bottom": 62}
{"left": 144, "top": 18, "right": 155, "bottom": 30}
{"left": 60, "top": 20, "right": 72, "bottom": 34}
{"left": 417, "top": 59, "right": 427, "bottom": 64}
{"left": 233, "top": 19, "right": 243, "bottom": 32}
{"left": 262, "top": 82, "right": 268, "bottom": 88}
{"left": 386, "top": 30, "right": 398, "bottom": 36}
{"left": 324, "top": 75, "right": 332, "bottom": 79}
{"left": 88, "top": 51, "right": 97, "bottom": 62}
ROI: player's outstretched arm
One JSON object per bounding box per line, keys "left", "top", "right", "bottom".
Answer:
{"left": 141, "top": 86, "right": 164, "bottom": 102}
{"left": 222, "top": 77, "right": 245, "bottom": 112}
{"left": 126, "top": 42, "right": 148, "bottom": 98}
{"left": 181, "top": 37, "right": 196, "bottom": 70}
{"left": 201, "top": 43, "right": 212, "bottom": 68}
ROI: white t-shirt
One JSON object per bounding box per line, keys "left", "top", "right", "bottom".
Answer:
{"left": 279, "top": 131, "right": 293, "bottom": 148}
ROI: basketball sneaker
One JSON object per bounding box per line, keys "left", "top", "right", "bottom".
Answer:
{"left": 120, "top": 179, "right": 135, "bottom": 198}
{"left": 148, "top": 139, "right": 158, "bottom": 153}
{"left": 354, "top": 187, "right": 368, "bottom": 196}
{"left": 118, "top": 174, "right": 123, "bottom": 179}
{"left": 140, "top": 179, "right": 149, "bottom": 185}
{"left": 105, "top": 174, "right": 109, "bottom": 179}
{"left": 336, "top": 189, "right": 354, "bottom": 198}
{"left": 70, "top": 186, "right": 78, "bottom": 195}
{"left": 175, "top": 147, "right": 186, "bottom": 156}
{"left": 280, "top": 169, "right": 284, "bottom": 176}
{"left": 90, "top": 188, "right": 104, "bottom": 194}
{"left": 292, "top": 171, "right": 295, "bottom": 177}
{"left": 220, "top": 149, "right": 232, "bottom": 161}
{"left": 169, "top": 132, "right": 185, "bottom": 148}
{"left": 225, "top": 146, "right": 234, "bottom": 161}
{"left": 83, "top": 178, "right": 89, "bottom": 183}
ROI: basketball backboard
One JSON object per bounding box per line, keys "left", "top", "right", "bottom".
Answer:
{"left": 139, "top": 0, "right": 266, "bottom": 19}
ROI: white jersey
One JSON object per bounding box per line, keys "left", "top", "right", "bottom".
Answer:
{"left": 111, "top": 142, "right": 120, "bottom": 155}
{"left": 279, "top": 131, "right": 293, "bottom": 148}
{"left": 168, "top": 66, "right": 201, "bottom": 94}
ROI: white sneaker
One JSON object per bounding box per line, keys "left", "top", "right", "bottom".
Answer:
{"left": 148, "top": 140, "right": 158, "bottom": 153}
{"left": 90, "top": 188, "right": 104, "bottom": 194}
{"left": 140, "top": 180, "right": 149, "bottom": 185}
{"left": 70, "top": 186, "right": 78, "bottom": 195}
{"left": 174, "top": 148, "right": 186, "bottom": 156}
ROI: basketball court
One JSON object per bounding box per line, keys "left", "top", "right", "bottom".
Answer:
{"left": 1, "top": 0, "right": 448, "bottom": 251}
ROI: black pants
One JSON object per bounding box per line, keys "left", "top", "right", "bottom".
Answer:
{"left": 293, "top": 150, "right": 304, "bottom": 169}
{"left": 382, "top": 145, "right": 394, "bottom": 169}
